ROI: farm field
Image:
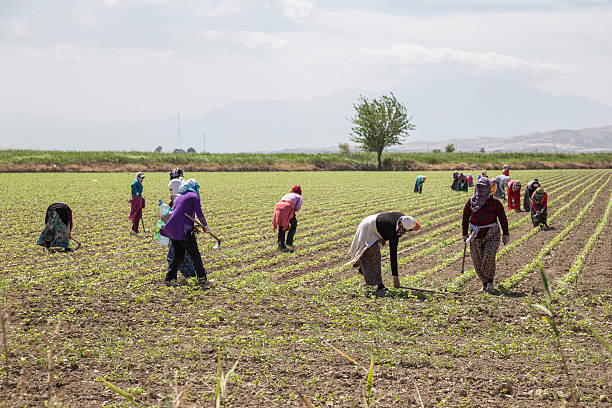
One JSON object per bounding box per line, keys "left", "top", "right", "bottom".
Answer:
{"left": 0, "top": 169, "right": 610, "bottom": 407}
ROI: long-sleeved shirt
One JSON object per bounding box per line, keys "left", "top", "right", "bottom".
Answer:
{"left": 131, "top": 180, "right": 143, "bottom": 197}
{"left": 375, "top": 212, "right": 406, "bottom": 276}
{"left": 280, "top": 192, "right": 302, "bottom": 212}
{"left": 159, "top": 192, "right": 206, "bottom": 240}
{"left": 503, "top": 169, "right": 510, "bottom": 177}
{"left": 462, "top": 197, "right": 509, "bottom": 239}
{"left": 531, "top": 192, "right": 548, "bottom": 212}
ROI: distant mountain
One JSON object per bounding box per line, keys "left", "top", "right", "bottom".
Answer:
{"left": 0, "top": 77, "right": 611, "bottom": 152}
{"left": 393, "top": 126, "right": 612, "bottom": 153}
{"left": 279, "top": 126, "right": 612, "bottom": 153}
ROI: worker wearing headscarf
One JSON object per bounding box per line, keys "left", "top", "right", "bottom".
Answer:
{"left": 456, "top": 173, "right": 468, "bottom": 192}
{"left": 477, "top": 170, "right": 488, "bottom": 181}
{"left": 347, "top": 213, "right": 421, "bottom": 297}
{"left": 531, "top": 187, "right": 549, "bottom": 229}
{"left": 272, "top": 185, "right": 302, "bottom": 252}
{"left": 502, "top": 164, "right": 510, "bottom": 177}
{"left": 507, "top": 180, "right": 522, "bottom": 211}
{"left": 462, "top": 178, "right": 510, "bottom": 293}
{"left": 451, "top": 171, "right": 459, "bottom": 190}
{"left": 493, "top": 175, "right": 509, "bottom": 201}
{"left": 467, "top": 173, "right": 474, "bottom": 187}
{"left": 159, "top": 175, "right": 196, "bottom": 279}
{"left": 414, "top": 175, "right": 426, "bottom": 194}
{"left": 160, "top": 179, "right": 212, "bottom": 289}
{"left": 523, "top": 179, "right": 541, "bottom": 212}
{"left": 129, "top": 172, "right": 145, "bottom": 234}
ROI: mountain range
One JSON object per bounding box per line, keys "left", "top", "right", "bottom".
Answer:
{"left": 1, "top": 77, "right": 611, "bottom": 152}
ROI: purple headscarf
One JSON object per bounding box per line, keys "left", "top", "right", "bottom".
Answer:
{"left": 470, "top": 177, "right": 492, "bottom": 213}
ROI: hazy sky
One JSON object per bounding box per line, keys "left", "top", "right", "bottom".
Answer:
{"left": 1, "top": 0, "right": 612, "bottom": 120}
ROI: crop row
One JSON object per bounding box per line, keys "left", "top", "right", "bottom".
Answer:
{"left": 266, "top": 172, "right": 596, "bottom": 295}
{"left": 498, "top": 174, "right": 611, "bottom": 290}
{"left": 446, "top": 172, "right": 609, "bottom": 292}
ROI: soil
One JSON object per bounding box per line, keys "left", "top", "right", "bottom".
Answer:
{"left": 0, "top": 170, "right": 610, "bottom": 408}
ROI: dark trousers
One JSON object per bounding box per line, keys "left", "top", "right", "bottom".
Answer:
{"left": 166, "top": 232, "right": 207, "bottom": 282}
{"left": 414, "top": 181, "right": 422, "bottom": 194}
{"left": 278, "top": 216, "right": 297, "bottom": 248}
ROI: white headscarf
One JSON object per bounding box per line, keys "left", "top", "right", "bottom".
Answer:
{"left": 168, "top": 179, "right": 182, "bottom": 196}
{"left": 400, "top": 216, "right": 416, "bottom": 230}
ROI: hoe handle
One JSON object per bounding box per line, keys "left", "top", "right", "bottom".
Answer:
{"left": 184, "top": 213, "right": 221, "bottom": 243}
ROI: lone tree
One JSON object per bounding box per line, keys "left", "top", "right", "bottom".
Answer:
{"left": 445, "top": 143, "right": 455, "bottom": 153}
{"left": 349, "top": 93, "right": 414, "bottom": 169}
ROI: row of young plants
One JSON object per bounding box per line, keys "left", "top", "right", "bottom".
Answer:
{"left": 279, "top": 172, "right": 580, "bottom": 293}
{"left": 498, "top": 174, "right": 612, "bottom": 290}
{"left": 281, "top": 173, "right": 587, "bottom": 295}
{"left": 553, "top": 187, "right": 612, "bottom": 297}
{"left": 204, "top": 178, "right": 492, "bottom": 286}
{"left": 446, "top": 172, "right": 609, "bottom": 292}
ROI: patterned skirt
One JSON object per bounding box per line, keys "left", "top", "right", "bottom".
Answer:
{"left": 469, "top": 225, "right": 501, "bottom": 284}
{"left": 37, "top": 212, "right": 70, "bottom": 249}
{"left": 358, "top": 242, "right": 383, "bottom": 286}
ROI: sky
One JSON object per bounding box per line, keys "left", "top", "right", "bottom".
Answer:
{"left": 1, "top": 0, "right": 612, "bottom": 122}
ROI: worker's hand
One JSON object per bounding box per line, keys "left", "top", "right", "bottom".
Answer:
{"left": 202, "top": 224, "right": 211, "bottom": 234}
{"left": 502, "top": 235, "right": 510, "bottom": 245}
{"left": 393, "top": 275, "right": 401, "bottom": 289}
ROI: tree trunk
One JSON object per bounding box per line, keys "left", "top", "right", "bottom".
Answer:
{"left": 377, "top": 150, "right": 382, "bottom": 170}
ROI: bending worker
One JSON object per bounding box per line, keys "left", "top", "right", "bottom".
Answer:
{"left": 272, "top": 185, "right": 302, "bottom": 252}
{"left": 507, "top": 179, "right": 522, "bottom": 211}
{"left": 414, "top": 175, "right": 426, "bottom": 194}
{"left": 531, "top": 187, "right": 549, "bottom": 229}
{"left": 462, "top": 177, "right": 510, "bottom": 293}
{"left": 523, "top": 178, "right": 541, "bottom": 212}
{"left": 347, "top": 212, "right": 421, "bottom": 297}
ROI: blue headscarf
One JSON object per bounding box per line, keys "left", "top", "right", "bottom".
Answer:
{"left": 178, "top": 179, "right": 200, "bottom": 195}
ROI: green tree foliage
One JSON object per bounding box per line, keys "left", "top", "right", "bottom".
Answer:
{"left": 338, "top": 143, "right": 351, "bottom": 155}
{"left": 154, "top": 146, "right": 162, "bottom": 153}
{"left": 187, "top": 147, "right": 197, "bottom": 153}
{"left": 349, "top": 93, "right": 415, "bottom": 169}
{"left": 445, "top": 143, "right": 456, "bottom": 153}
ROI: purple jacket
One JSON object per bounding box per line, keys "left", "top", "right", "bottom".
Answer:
{"left": 160, "top": 192, "right": 206, "bottom": 240}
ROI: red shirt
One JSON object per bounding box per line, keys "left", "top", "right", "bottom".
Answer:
{"left": 531, "top": 192, "right": 548, "bottom": 212}
{"left": 462, "top": 197, "right": 510, "bottom": 238}
{"left": 503, "top": 169, "right": 510, "bottom": 176}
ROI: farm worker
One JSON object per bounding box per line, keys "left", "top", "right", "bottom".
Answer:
{"left": 129, "top": 172, "right": 145, "bottom": 234}
{"left": 507, "top": 180, "right": 522, "bottom": 211}
{"left": 477, "top": 170, "right": 488, "bottom": 181}
{"left": 492, "top": 175, "right": 508, "bottom": 201}
{"left": 462, "top": 177, "right": 510, "bottom": 293}
{"left": 502, "top": 164, "right": 510, "bottom": 177}
{"left": 37, "top": 202, "right": 73, "bottom": 251}
{"left": 523, "top": 178, "right": 541, "bottom": 212}
{"left": 456, "top": 173, "right": 468, "bottom": 192}
{"left": 451, "top": 171, "right": 459, "bottom": 191}
{"left": 158, "top": 177, "right": 196, "bottom": 279}
{"left": 159, "top": 179, "right": 212, "bottom": 289}
{"left": 467, "top": 173, "right": 474, "bottom": 187}
{"left": 346, "top": 212, "right": 421, "bottom": 297}
{"left": 414, "top": 175, "right": 426, "bottom": 194}
{"left": 272, "top": 185, "right": 302, "bottom": 252}
{"left": 531, "top": 187, "right": 549, "bottom": 229}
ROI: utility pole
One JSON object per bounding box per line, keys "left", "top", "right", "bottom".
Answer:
{"left": 552, "top": 133, "right": 556, "bottom": 153}
{"left": 202, "top": 131, "right": 206, "bottom": 153}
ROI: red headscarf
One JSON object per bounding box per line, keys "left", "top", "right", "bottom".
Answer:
{"left": 291, "top": 185, "right": 302, "bottom": 195}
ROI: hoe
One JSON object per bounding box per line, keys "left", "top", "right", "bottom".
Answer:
{"left": 185, "top": 213, "right": 222, "bottom": 248}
